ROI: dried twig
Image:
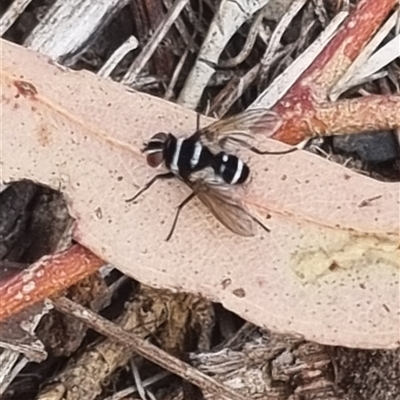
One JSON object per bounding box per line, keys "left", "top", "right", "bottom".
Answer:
{"left": 218, "top": 8, "right": 264, "bottom": 68}
{"left": 103, "top": 371, "right": 170, "bottom": 400}
{"left": 330, "top": 10, "right": 400, "bottom": 100}
{"left": 312, "top": 0, "right": 329, "bottom": 27}
{"left": 0, "top": 352, "right": 28, "bottom": 397}
{"left": 178, "top": 0, "right": 271, "bottom": 109}
{"left": 251, "top": 10, "right": 348, "bottom": 109}
{"left": 270, "top": 0, "right": 399, "bottom": 144}
{"left": 209, "top": 46, "right": 291, "bottom": 116}
{"left": 0, "top": 245, "right": 104, "bottom": 322}
{"left": 24, "top": 0, "right": 130, "bottom": 62}
{"left": 122, "top": 0, "right": 191, "bottom": 85}
{"left": 164, "top": 42, "right": 191, "bottom": 100}
{"left": 164, "top": 0, "right": 203, "bottom": 100}
{"left": 211, "top": 0, "right": 333, "bottom": 116}
{"left": 162, "top": 0, "right": 194, "bottom": 49}
{"left": 0, "top": 0, "right": 34, "bottom": 36}
{"left": 53, "top": 296, "right": 249, "bottom": 400}
{"left": 259, "top": 0, "right": 308, "bottom": 80}
{"left": 98, "top": 36, "right": 139, "bottom": 78}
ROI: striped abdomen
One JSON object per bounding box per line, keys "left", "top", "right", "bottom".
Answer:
{"left": 164, "top": 135, "right": 249, "bottom": 185}
{"left": 213, "top": 152, "right": 249, "bottom": 184}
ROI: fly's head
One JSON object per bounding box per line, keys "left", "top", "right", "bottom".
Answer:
{"left": 142, "top": 132, "right": 170, "bottom": 168}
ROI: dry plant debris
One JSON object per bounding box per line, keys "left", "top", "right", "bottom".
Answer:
{"left": 1, "top": 37, "right": 398, "bottom": 349}
{"left": 1, "top": 0, "right": 400, "bottom": 399}
{"left": 37, "top": 286, "right": 214, "bottom": 400}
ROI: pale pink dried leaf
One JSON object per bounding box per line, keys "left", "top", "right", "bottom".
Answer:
{"left": 1, "top": 39, "right": 399, "bottom": 349}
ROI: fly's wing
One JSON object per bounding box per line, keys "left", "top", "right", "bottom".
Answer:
{"left": 186, "top": 174, "right": 255, "bottom": 236}
{"left": 195, "top": 109, "right": 282, "bottom": 153}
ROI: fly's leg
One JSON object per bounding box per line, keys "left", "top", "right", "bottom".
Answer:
{"left": 196, "top": 112, "right": 201, "bottom": 131}
{"left": 250, "top": 138, "right": 312, "bottom": 155}
{"left": 165, "top": 192, "right": 196, "bottom": 241}
{"left": 219, "top": 136, "right": 297, "bottom": 155}
{"left": 251, "top": 214, "right": 271, "bottom": 233}
{"left": 126, "top": 172, "right": 175, "bottom": 203}
{"left": 249, "top": 146, "right": 297, "bottom": 155}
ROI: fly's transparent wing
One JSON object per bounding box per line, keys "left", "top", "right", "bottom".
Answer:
{"left": 195, "top": 109, "right": 282, "bottom": 153}
{"left": 186, "top": 175, "right": 255, "bottom": 236}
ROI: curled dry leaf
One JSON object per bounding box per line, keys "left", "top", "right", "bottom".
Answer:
{"left": 1, "top": 39, "right": 399, "bottom": 349}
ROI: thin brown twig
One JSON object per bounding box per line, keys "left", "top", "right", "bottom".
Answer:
{"left": 53, "top": 296, "right": 249, "bottom": 400}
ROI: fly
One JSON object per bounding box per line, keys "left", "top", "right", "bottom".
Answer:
{"left": 127, "top": 109, "right": 295, "bottom": 241}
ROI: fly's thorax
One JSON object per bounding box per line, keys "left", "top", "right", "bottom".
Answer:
{"left": 165, "top": 135, "right": 214, "bottom": 179}
{"left": 213, "top": 152, "right": 249, "bottom": 185}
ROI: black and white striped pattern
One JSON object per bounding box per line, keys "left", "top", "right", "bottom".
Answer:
{"left": 214, "top": 152, "right": 249, "bottom": 184}
{"left": 147, "top": 133, "right": 250, "bottom": 185}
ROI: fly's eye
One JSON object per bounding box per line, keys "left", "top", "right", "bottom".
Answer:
{"left": 146, "top": 152, "right": 164, "bottom": 168}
